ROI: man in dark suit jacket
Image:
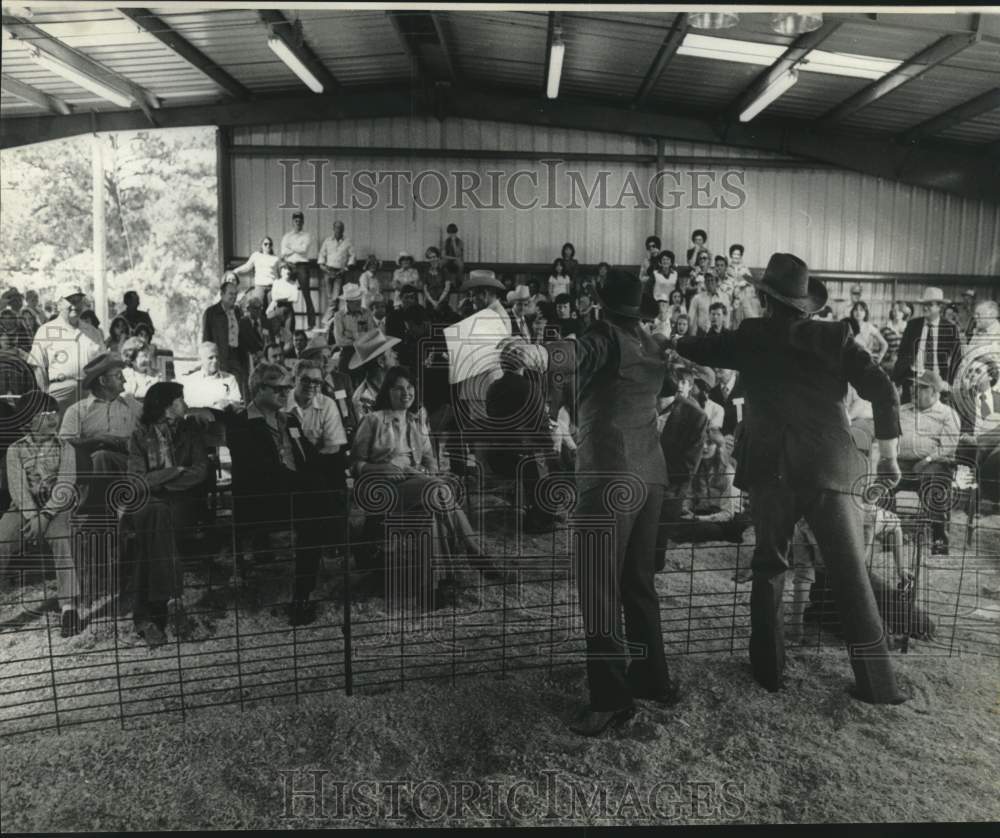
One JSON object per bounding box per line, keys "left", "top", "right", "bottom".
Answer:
{"left": 654, "top": 365, "right": 709, "bottom": 567}
{"left": 201, "top": 278, "right": 260, "bottom": 398}
{"left": 674, "top": 252, "right": 907, "bottom": 705}
{"left": 709, "top": 366, "right": 743, "bottom": 438}
{"left": 216, "top": 362, "right": 329, "bottom": 626}
{"left": 892, "top": 286, "right": 963, "bottom": 404}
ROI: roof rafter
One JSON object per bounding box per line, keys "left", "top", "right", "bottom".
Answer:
{"left": 898, "top": 87, "right": 1000, "bottom": 144}
{"left": 633, "top": 13, "right": 689, "bottom": 108}
{"left": 430, "top": 13, "right": 458, "bottom": 84}
{"left": 118, "top": 7, "right": 251, "bottom": 101}
{"left": 1, "top": 73, "right": 71, "bottom": 115}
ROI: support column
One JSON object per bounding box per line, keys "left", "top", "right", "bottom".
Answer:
{"left": 653, "top": 137, "right": 666, "bottom": 239}
{"left": 91, "top": 134, "right": 107, "bottom": 323}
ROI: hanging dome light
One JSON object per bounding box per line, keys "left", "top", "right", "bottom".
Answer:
{"left": 688, "top": 12, "right": 740, "bottom": 30}
{"left": 770, "top": 13, "right": 824, "bottom": 36}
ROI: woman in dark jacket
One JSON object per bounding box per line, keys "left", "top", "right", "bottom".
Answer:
{"left": 126, "top": 381, "right": 207, "bottom": 647}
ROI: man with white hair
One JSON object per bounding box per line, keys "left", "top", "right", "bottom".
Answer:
{"left": 28, "top": 283, "right": 105, "bottom": 412}
{"left": 182, "top": 342, "right": 243, "bottom": 410}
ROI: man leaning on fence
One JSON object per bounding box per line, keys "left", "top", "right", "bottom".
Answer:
{"left": 673, "top": 252, "right": 909, "bottom": 705}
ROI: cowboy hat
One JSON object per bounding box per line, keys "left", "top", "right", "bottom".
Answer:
{"left": 920, "top": 287, "right": 945, "bottom": 304}
{"left": 461, "top": 269, "right": 505, "bottom": 294}
{"left": 339, "top": 284, "right": 364, "bottom": 303}
{"left": 55, "top": 282, "right": 86, "bottom": 301}
{"left": 594, "top": 270, "right": 644, "bottom": 320}
{"left": 748, "top": 253, "right": 827, "bottom": 314}
{"left": 914, "top": 370, "right": 949, "bottom": 393}
{"left": 349, "top": 329, "right": 401, "bottom": 370}
{"left": 81, "top": 352, "right": 125, "bottom": 390}
{"left": 397, "top": 251, "right": 414, "bottom": 265}
{"left": 11, "top": 391, "right": 59, "bottom": 429}
{"left": 507, "top": 285, "right": 531, "bottom": 304}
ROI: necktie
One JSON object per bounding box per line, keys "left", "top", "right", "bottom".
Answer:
{"left": 924, "top": 323, "right": 936, "bottom": 373}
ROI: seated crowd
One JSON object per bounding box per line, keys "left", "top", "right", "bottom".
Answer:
{"left": 0, "top": 220, "right": 997, "bottom": 648}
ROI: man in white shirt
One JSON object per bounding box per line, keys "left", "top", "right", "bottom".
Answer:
{"left": 897, "top": 370, "right": 962, "bottom": 553}
{"left": 280, "top": 211, "right": 317, "bottom": 328}
{"left": 317, "top": 220, "right": 356, "bottom": 302}
{"left": 28, "top": 283, "right": 105, "bottom": 412}
{"left": 836, "top": 283, "right": 864, "bottom": 321}
{"left": 330, "top": 285, "right": 373, "bottom": 353}
{"left": 182, "top": 342, "right": 243, "bottom": 410}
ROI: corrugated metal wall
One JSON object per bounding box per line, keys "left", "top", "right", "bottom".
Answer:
{"left": 229, "top": 117, "right": 1000, "bottom": 278}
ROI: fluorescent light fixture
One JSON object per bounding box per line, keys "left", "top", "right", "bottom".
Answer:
{"left": 28, "top": 45, "right": 133, "bottom": 108}
{"left": 546, "top": 36, "right": 565, "bottom": 99}
{"left": 801, "top": 49, "right": 902, "bottom": 80}
{"left": 678, "top": 34, "right": 901, "bottom": 80}
{"left": 689, "top": 12, "right": 739, "bottom": 30}
{"left": 268, "top": 34, "right": 323, "bottom": 94}
{"left": 739, "top": 67, "right": 798, "bottom": 122}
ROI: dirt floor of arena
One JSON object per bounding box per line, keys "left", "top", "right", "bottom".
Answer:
{"left": 1, "top": 505, "right": 998, "bottom": 829}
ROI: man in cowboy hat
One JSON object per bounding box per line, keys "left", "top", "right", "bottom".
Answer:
{"left": 507, "top": 285, "right": 532, "bottom": 340}
{"left": 893, "top": 286, "right": 963, "bottom": 405}
{"left": 540, "top": 270, "right": 676, "bottom": 735}
{"left": 0, "top": 391, "right": 82, "bottom": 637}
{"left": 672, "top": 252, "right": 908, "bottom": 705}
{"left": 897, "top": 369, "right": 962, "bottom": 554}
{"left": 348, "top": 329, "right": 401, "bottom": 419}
{"left": 28, "top": 283, "right": 105, "bottom": 413}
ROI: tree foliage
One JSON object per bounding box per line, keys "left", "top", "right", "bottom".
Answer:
{"left": 0, "top": 127, "right": 219, "bottom": 357}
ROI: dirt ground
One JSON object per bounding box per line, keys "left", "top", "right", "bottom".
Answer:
{"left": 0, "top": 505, "right": 997, "bottom": 829}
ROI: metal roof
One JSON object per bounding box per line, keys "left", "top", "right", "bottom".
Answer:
{"left": 1, "top": 6, "right": 997, "bottom": 171}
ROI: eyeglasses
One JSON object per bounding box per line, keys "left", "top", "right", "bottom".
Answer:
{"left": 34, "top": 411, "right": 58, "bottom": 420}
{"left": 300, "top": 377, "right": 323, "bottom": 386}
{"left": 264, "top": 383, "right": 293, "bottom": 394}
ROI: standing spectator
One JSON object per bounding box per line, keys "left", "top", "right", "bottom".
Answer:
{"left": 28, "top": 283, "right": 104, "bottom": 412}
{"left": 709, "top": 365, "right": 742, "bottom": 440}
{"left": 357, "top": 254, "right": 382, "bottom": 309}
{"left": 21, "top": 289, "right": 46, "bottom": 337}
{"left": 317, "top": 220, "right": 356, "bottom": 302}
{"left": 202, "top": 277, "right": 260, "bottom": 400}
{"left": 880, "top": 301, "right": 908, "bottom": 373}
{"left": 665, "top": 289, "right": 686, "bottom": 327}
{"left": 957, "top": 289, "right": 978, "bottom": 343}
{"left": 392, "top": 253, "right": 422, "bottom": 307}
{"left": 897, "top": 370, "right": 962, "bottom": 554}
{"left": 0, "top": 392, "right": 81, "bottom": 637}
{"left": 713, "top": 255, "right": 731, "bottom": 297}
{"left": 651, "top": 250, "right": 678, "bottom": 302}
{"left": 560, "top": 242, "right": 579, "bottom": 286}
{"left": 267, "top": 262, "right": 303, "bottom": 339}
{"left": 120, "top": 291, "right": 155, "bottom": 335}
{"left": 639, "top": 235, "right": 661, "bottom": 283}
{"left": 701, "top": 302, "right": 730, "bottom": 337}
{"left": 233, "top": 236, "right": 280, "bottom": 307}
{"left": 126, "top": 382, "right": 207, "bottom": 647}
{"left": 0, "top": 313, "right": 36, "bottom": 396}
{"left": 507, "top": 286, "right": 532, "bottom": 340}
{"left": 731, "top": 273, "right": 762, "bottom": 328}
{"left": 649, "top": 299, "right": 673, "bottom": 339}
{"left": 442, "top": 223, "right": 465, "bottom": 290}
{"left": 893, "top": 287, "right": 963, "bottom": 404}
{"left": 548, "top": 258, "right": 571, "bottom": 301}
{"left": 686, "top": 229, "right": 711, "bottom": 267}
{"left": 688, "top": 273, "right": 729, "bottom": 335}
{"left": 0, "top": 289, "right": 32, "bottom": 352}
{"left": 846, "top": 301, "right": 888, "bottom": 364}
{"left": 423, "top": 246, "right": 452, "bottom": 317}
{"left": 672, "top": 312, "right": 692, "bottom": 339}
{"left": 106, "top": 315, "right": 132, "bottom": 353}
{"left": 726, "top": 244, "right": 752, "bottom": 284}
{"left": 943, "top": 303, "right": 961, "bottom": 330}
{"left": 835, "top": 283, "right": 865, "bottom": 321}
{"left": 554, "top": 294, "right": 577, "bottom": 339}
{"left": 279, "top": 211, "right": 317, "bottom": 328}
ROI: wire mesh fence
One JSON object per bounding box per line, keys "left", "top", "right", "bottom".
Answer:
{"left": 0, "top": 478, "right": 996, "bottom": 739}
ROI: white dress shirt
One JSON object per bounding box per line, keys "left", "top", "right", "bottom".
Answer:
{"left": 284, "top": 391, "right": 347, "bottom": 454}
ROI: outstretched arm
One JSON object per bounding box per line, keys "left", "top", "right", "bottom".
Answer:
{"left": 674, "top": 329, "right": 746, "bottom": 372}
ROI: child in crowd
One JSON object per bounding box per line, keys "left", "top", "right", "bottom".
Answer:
{"left": 548, "top": 258, "right": 572, "bottom": 300}
{"left": 357, "top": 254, "right": 381, "bottom": 309}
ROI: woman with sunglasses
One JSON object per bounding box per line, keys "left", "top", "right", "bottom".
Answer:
{"left": 234, "top": 236, "right": 281, "bottom": 309}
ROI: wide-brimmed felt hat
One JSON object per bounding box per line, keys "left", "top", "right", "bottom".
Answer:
{"left": 349, "top": 329, "right": 401, "bottom": 370}
{"left": 82, "top": 352, "right": 125, "bottom": 390}
{"left": 595, "top": 270, "right": 644, "bottom": 319}
{"left": 914, "top": 369, "right": 948, "bottom": 393}
{"left": 461, "top": 269, "right": 505, "bottom": 294}
{"left": 920, "top": 287, "right": 945, "bottom": 304}
{"left": 747, "top": 253, "right": 827, "bottom": 315}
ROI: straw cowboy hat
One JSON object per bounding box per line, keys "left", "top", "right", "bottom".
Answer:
{"left": 920, "top": 287, "right": 945, "bottom": 304}
{"left": 81, "top": 352, "right": 125, "bottom": 390}
{"left": 339, "top": 284, "right": 364, "bottom": 303}
{"left": 507, "top": 285, "right": 531, "bottom": 304}
{"left": 349, "top": 329, "right": 401, "bottom": 370}
{"left": 914, "top": 370, "right": 949, "bottom": 394}
{"left": 461, "top": 269, "right": 505, "bottom": 294}
{"left": 748, "top": 252, "right": 827, "bottom": 314}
